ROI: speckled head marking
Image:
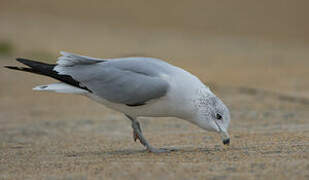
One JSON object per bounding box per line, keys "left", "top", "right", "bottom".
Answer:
{"left": 193, "top": 88, "right": 231, "bottom": 145}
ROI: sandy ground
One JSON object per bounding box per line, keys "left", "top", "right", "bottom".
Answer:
{"left": 1, "top": 64, "right": 309, "bottom": 180}
{"left": 1, "top": 1, "right": 309, "bottom": 179}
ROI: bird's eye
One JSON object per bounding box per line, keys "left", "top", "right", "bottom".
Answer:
{"left": 216, "top": 113, "right": 222, "bottom": 120}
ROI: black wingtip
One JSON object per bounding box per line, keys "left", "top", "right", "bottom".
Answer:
{"left": 3, "top": 58, "right": 33, "bottom": 69}
{"left": 4, "top": 66, "right": 20, "bottom": 70}
{"left": 4, "top": 57, "right": 31, "bottom": 69}
{"left": 3, "top": 58, "right": 30, "bottom": 69}
{"left": 16, "top": 57, "right": 26, "bottom": 62}
{"left": 4, "top": 66, "right": 33, "bottom": 73}
{"left": 15, "top": 57, "right": 52, "bottom": 68}
{"left": 16, "top": 58, "right": 31, "bottom": 65}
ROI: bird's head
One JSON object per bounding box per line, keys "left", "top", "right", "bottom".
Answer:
{"left": 192, "top": 90, "right": 231, "bottom": 145}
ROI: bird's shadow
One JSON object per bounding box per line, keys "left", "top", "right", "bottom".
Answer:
{"left": 64, "top": 146, "right": 237, "bottom": 157}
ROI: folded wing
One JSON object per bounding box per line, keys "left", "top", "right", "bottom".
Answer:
{"left": 54, "top": 53, "right": 170, "bottom": 106}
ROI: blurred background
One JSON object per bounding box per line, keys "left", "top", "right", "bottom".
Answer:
{"left": 1, "top": 1, "right": 309, "bottom": 179}
{"left": 1, "top": 0, "right": 309, "bottom": 94}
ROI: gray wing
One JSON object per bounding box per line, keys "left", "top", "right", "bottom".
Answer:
{"left": 57, "top": 51, "right": 106, "bottom": 66}
{"left": 54, "top": 52, "right": 170, "bottom": 105}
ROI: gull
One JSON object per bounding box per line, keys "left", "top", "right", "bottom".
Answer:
{"left": 5, "top": 52, "right": 231, "bottom": 152}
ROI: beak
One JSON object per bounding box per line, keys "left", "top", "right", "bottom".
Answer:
{"left": 214, "top": 121, "right": 230, "bottom": 145}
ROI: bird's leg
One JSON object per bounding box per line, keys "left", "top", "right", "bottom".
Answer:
{"left": 125, "top": 115, "right": 170, "bottom": 153}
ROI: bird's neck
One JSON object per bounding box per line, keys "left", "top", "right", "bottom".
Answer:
{"left": 174, "top": 85, "right": 213, "bottom": 121}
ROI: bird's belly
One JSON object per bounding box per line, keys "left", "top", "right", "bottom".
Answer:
{"left": 86, "top": 93, "right": 175, "bottom": 118}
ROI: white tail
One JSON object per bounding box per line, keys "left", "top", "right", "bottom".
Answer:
{"left": 33, "top": 83, "right": 88, "bottom": 94}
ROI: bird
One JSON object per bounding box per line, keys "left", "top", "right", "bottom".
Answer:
{"left": 5, "top": 51, "right": 231, "bottom": 153}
